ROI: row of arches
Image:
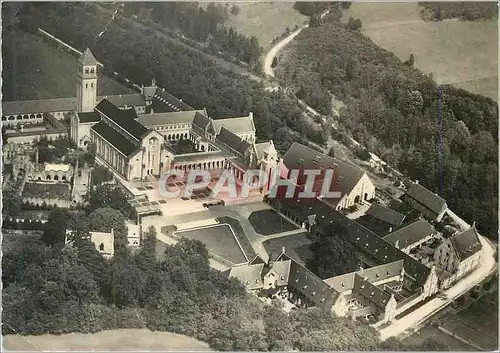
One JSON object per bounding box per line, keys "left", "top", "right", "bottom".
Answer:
{"left": 173, "top": 159, "right": 225, "bottom": 171}
{"left": 166, "top": 132, "right": 189, "bottom": 141}
{"left": 2, "top": 113, "right": 43, "bottom": 122}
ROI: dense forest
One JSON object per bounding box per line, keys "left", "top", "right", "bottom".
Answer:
{"left": 278, "top": 7, "right": 498, "bottom": 236}
{"left": 419, "top": 2, "right": 498, "bottom": 21}
{"left": 122, "top": 2, "right": 263, "bottom": 68}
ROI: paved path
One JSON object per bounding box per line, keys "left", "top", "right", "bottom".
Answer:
{"left": 379, "top": 216, "right": 497, "bottom": 340}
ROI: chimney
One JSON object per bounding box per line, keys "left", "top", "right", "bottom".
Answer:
{"left": 152, "top": 78, "right": 156, "bottom": 87}
{"left": 281, "top": 246, "right": 285, "bottom": 254}
{"left": 415, "top": 180, "right": 419, "bottom": 184}
{"left": 249, "top": 111, "right": 253, "bottom": 119}
{"left": 389, "top": 226, "right": 393, "bottom": 233}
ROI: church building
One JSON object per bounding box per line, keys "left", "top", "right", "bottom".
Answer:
{"left": 69, "top": 49, "right": 278, "bottom": 183}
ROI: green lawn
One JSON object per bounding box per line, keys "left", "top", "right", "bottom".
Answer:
{"left": 343, "top": 3, "right": 498, "bottom": 101}
{"left": 224, "top": 2, "right": 308, "bottom": 51}
{"left": 2, "top": 31, "right": 130, "bottom": 101}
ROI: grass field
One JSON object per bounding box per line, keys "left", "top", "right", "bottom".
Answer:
{"left": 223, "top": 2, "right": 308, "bottom": 51}
{"left": 174, "top": 224, "right": 247, "bottom": 265}
{"left": 343, "top": 3, "right": 498, "bottom": 101}
{"left": 2, "top": 31, "right": 130, "bottom": 101}
{"left": 248, "top": 209, "right": 299, "bottom": 236}
{"left": 3, "top": 329, "right": 212, "bottom": 351}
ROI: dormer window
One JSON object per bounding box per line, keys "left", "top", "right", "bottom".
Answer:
{"left": 295, "top": 279, "right": 299, "bottom": 283}
{"left": 320, "top": 298, "right": 325, "bottom": 302}
{"left": 311, "top": 291, "right": 316, "bottom": 296}
{"left": 376, "top": 273, "right": 380, "bottom": 278}
{"left": 280, "top": 276, "right": 284, "bottom": 280}
{"left": 90, "top": 67, "right": 95, "bottom": 74}
{"left": 370, "top": 292, "right": 374, "bottom": 296}
{"left": 85, "top": 68, "right": 89, "bottom": 74}
{"left": 303, "top": 285, "right": 307, "bottom": 290}
{"left": 255, "top": 279, "right": 259, "bottom": 283}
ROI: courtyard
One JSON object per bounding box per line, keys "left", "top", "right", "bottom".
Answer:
{"left": 22, "top": 182, "right": 71, "bottom": 200}
{"left": 173, "top": 223, "right": 248, "bottom": 265}
{"left": 248, "top": 209, "right": 299, "bottom": 236}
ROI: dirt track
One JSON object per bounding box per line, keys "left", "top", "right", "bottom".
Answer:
{"left": 3, "top": 329, "right": 212, "bottom": 352}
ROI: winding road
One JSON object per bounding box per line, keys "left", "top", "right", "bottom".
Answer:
{"left": 263, "top": 10, "right": 330, "bottom": 78}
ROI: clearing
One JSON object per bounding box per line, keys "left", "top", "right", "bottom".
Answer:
{"left": 2, "top": 31, "right": 130, "bottom": 101}
{"left": 224, "top": 2, "right": 308, "bottom": 51}
{"left": 343, "top": 3, "right": 498, "bottom": 100}
{"left": 3, "top": 329, "right": 211, "bottom": 351}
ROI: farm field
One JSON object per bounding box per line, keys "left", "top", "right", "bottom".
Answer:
{"left": 2, "top": 31, "right": 130, "bottom": 102}
{"left": 343, "top": 3, "right": 498, "bottom": 101}
{"left": 223, "top": 2, "right": 308, "bottom": 51}
{"left": 3, "top": 329, "right": 212, "bottom": 351}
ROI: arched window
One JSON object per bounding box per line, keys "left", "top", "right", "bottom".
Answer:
{"left": 99, "top": 243, "right": 104, "bottom": 251}
{"left": 90, "top": 67, "right": 95, "bottom": 74}
{"left": 91, "top": 83, "right": 94, "bottom": 88}
{"left": 85, "top": 68, "right": 89, "bottom": 74}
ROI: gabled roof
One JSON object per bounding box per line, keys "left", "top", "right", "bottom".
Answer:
{"left": 353, "top": 274, "right": 392, "bottom": 309}
{"left": 264, "top": 260, "right": 291, "bottom": 287}
{"left": 78, "top": 111, "right": 101, "bottom": 123}
{"left": 282, "top": 143, "right": 367, "bottom": 197}
{"left": 210, "top": 115, "right": 256, "bottom": 135}
{"left": 333, "top": 158, "right": 366, "bottom": 198}
{"left": 277, "top": 252, "right": 340, "bottom": 311}
{"left": 98, "top": 94, "right": 146, "bottom": 108}
{"left": 366, "top": 203, "right": 405, "bottom": 227}
{"left": 405, "top": 183, "right": 447, "bottom": 214}
{"left": 225, "top": 263, "right": 265, "bottom": 290}
{"left": 142, "top": 85, "right": 158, "bottom": 101}
{"left": 216, "top": 127, "right": 251, "bottom": 155}
{"left": 95, "top": 99, "right": 149, "bottom": 141}
{"left": 78, "top": 48, "right": 98, "bottom": 66}
{"left": 323, "top": 272, "right": 356, "bottom": 292}
{"left": 255, "top": 141, "right": 276, "bottom": 160}
{"left": 451, "top": 227, "right": 482, "bottom": 261}
{"left": 383, "top": 218, "right": 435, "bottom": 249}
{"left": 44, "top": 163, "right": 71, "bottom": 172}
{"left": 137, "top": 110, "right": 204, "bottom": 127}
{"left": 91, "top": 121, "right": 140, "bottom": 157}
{"left": 192, "top": 111, "right": 212, "bottom": 130}
{"left": 324, "top": 260, "right": 404, "bottom": 292}
{"left": 347, "top": 220, "right": 431, "bottom": 286}
{"left": 3, "top": 97, "right": 77, "bottom": 115}
{"left": 283, "top": 142, "right": 336, "bottom": 171}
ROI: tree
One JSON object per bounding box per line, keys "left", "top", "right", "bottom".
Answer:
{"left": 42, "top": 209, "right": 71, "bottom": 246}
{"left": 341, "top": 1, "right": 351, "bottom": 9}
{"left": 404, "top": 53, "right": 415, "bottom": 67}
{"left": 307, "top": 223, "right": 358, "bottom": 278}
{"left": 346, "top": 17, "right": 362, "bottom": 31}
{"left": 91, "top": 165, "right": 113, "bottom": 185}
{"left": 271, "top": 57, "right": 278, "bottom": 69}
{"left": 230, "top": 4, "right": 239, "bottom": 16}
{"left": 88, "top": 207, "right": 128, "bottom": 249}
{"left": 2, "top": 191, "right": 22, "bottom": 217}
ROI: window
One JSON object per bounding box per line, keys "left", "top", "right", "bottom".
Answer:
{"left": 91, "top": 83, "right": 94, "bottom": 88}
{"left": 99, "top": 243, "right": 104, "bottom": 251}
{"left": 86, "top": 83, "right": 88, "bottom": 88}
{"left": 85, "top": 68, "right": 89, "bottom": 74}
{"left": 90, "top": 67, "right": 95, "bottom": 74}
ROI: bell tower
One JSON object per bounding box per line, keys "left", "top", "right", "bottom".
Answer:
{"left": 77, "top": 48, "right": 98, "bottom": 113}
